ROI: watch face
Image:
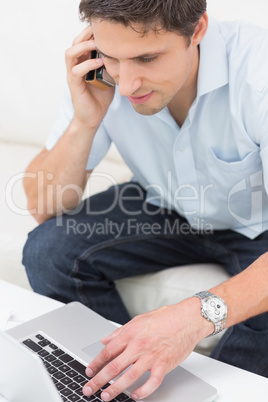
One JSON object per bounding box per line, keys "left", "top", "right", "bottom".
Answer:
{"left": 203, "top": 296, "right": 226, "bottom": 321}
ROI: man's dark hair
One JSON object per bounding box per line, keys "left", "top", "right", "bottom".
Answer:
{"left": 79, "top": 0, "right": 207, "bottom": 39}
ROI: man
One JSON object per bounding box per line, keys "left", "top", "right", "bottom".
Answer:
{"left": 23, "top": 0, "right": 268, "bottom": 400}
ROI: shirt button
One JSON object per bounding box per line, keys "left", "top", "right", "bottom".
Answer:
{"left": 179, "top": 146, "right": 185, "bottom": 152}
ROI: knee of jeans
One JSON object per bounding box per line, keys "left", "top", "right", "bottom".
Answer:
{"left": 244, "top": 312, "right": 268, "bottom": 331}
{"left": 22, "top": 220, "right": 60, "bottom": 284}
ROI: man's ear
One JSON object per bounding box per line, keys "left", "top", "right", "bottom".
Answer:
{"left": 191, "top": 12, "right": 208, "bottom": 47}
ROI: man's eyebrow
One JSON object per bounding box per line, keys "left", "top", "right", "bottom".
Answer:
{"left": 95, "top": 47, "right": 161, "bottom": 60}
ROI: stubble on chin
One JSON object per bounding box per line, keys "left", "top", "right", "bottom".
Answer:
{"left": 131, "top": 94, "right": 171, "bottom": 116}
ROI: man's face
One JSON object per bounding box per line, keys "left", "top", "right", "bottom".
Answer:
{"left": 91, "top": 19, "right": 198, "bottom": 116}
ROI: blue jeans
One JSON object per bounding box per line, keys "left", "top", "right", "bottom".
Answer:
{"left": 23, "top": 182, "right": 268, "bottom": 377}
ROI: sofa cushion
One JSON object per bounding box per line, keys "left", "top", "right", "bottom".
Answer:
{"left": 0, "top": 142, "right": 41, "bottom": 288}
{"left": 116, "top": 264, "right": 230, "bottom": 316}
{"left": 0, "top": 141, "right": 131, "bottom": 289}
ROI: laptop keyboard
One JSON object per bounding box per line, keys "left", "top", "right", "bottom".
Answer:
{"left": 21, "top": 332, "right": 135, "bottom": 402}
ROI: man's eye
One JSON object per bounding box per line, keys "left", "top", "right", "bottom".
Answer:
{"left": 98, "top": 53, "right": 112, "bottom": 61}
{"left": 140, "top": 56, "right": 158, "bottom": 63}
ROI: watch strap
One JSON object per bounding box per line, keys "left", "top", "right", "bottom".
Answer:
{"left": 213, "top": 318, "right": 227, "bottom": 335}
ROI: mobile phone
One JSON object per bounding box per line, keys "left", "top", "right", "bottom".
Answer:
{"left": 85, "top": 50, "right": 115, "bottom": 90}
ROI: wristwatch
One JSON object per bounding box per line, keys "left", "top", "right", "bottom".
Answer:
{"left": 194, "top": 291, "right": 227, "bottom": 336}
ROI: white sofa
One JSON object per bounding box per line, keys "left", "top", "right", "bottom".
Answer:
{"left": 1, "top": 1, "right": 267, "bottom": 354}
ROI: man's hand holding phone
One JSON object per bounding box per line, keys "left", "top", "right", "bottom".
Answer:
{"left": 65, "top": 25, "right": 115, "bottom": 131}
{"left": 86, "top": 50, "right": 116, "bottom": 90}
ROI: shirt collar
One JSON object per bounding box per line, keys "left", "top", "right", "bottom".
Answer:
{"left": 152, "top": 16, "right": 229, "bottom": 124}
{"left": 197, "top": 16, "right": 229, "bottom": 97}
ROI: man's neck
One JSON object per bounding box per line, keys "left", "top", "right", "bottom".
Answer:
{"left": 168, "top": 46, "right": 200, "bottom": 128}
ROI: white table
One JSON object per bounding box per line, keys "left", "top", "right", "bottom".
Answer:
{"left": 0, "top": 279, "right": 267, "bottom": 401}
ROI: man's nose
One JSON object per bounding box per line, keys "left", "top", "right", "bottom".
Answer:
{"left": 117, "top": 62, "right": 142, "bottom": 97}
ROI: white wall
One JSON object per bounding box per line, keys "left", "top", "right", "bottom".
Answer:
{"left": 207, "top": 0, "right": 268, "bottom": 28}
{"left": 0, "top": 0, "right": 81, "bottom": 145}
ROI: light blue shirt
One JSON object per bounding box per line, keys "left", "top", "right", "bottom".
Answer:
{"left": 46, "top": 17, "right": 268, "bottom": 239}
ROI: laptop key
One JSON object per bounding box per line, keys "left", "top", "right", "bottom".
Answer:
{"left": 61, "top": 377, "right": 72, "bottom": 385}
{"left": 45, "top": 354, "right": 57, "bottom": 362}
{"left": 56, "top": 382, "right": 65, "bottom": 391}
{"left": 73, "top": 374, "right": 86, "bottom": 383}
{"left": 101, "top": 383, "right": 110, "bottom": 390}
{"left": 38, "top": 339, "right": 51, "bottom": 347}
{"left": 95, "top": 391, "right": 102, "bottom": 399}
{"left": 61, "top": 388, "right": 73, "bottom": 397}
{"left": 60, "top": 353, "right": 74, "bottom": 363}
{"left": 80, "top": 380, "right": 87, "bottom": 387}
{"left": 52, "top": 359, "right": 64, "bottom": 368}
{"left": 22, "top": 339, "right": 42, "bottom": 352}
{"left": 54, "top": 371, "right": 65, "bottom": 380}
{"left": 66, "top": 369, "right": 78, "bottom": 378}
{"left": 43, "top": 361, "right": 51, "bottom": 368}
{"left": 116, "top": 394, "right": 130, "bottom": 401}
{"left": 35, "top": 334, "right": 44, "bottom": 340}
{"left": 49, "top": 343, "right": 58, "bottom": 350}
{"left": 68, "top": 382, "right": 80, "bottom": 391}
{"left": 74, "top": 388, "right": 94, "bottom": 399}
{"left": 68, "top": 394, "right": 80, "bottom": 401}
{"left": 75, "top": 388, "right": 83, "bottom": 396}
{"left": 53, "top": 348, "right": 65, "bottom": 357}
{"left": 59, "top": 364, "right": 71, "bottom": 373}
{"left": 48, "top": 366, "right": 58, "bottom": 375}
{"left": 68, "top": 360, "right": 87, "bottom": 376}
{"left": 38, "top": 349, "right": 49, "bottom": 357}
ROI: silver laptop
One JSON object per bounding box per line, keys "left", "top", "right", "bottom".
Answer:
{"left": 1, "top": 302, "right": 217, "bottom": 402}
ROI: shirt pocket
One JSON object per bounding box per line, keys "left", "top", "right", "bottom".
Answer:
{"left": 204, "top": 148, "right": 263, "bottom": 228}
{"left": 205, "top": 148, "right": 268, "bottom": 234}
{"left": 207, "top": 148, "right": 262, "bottom": 192}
